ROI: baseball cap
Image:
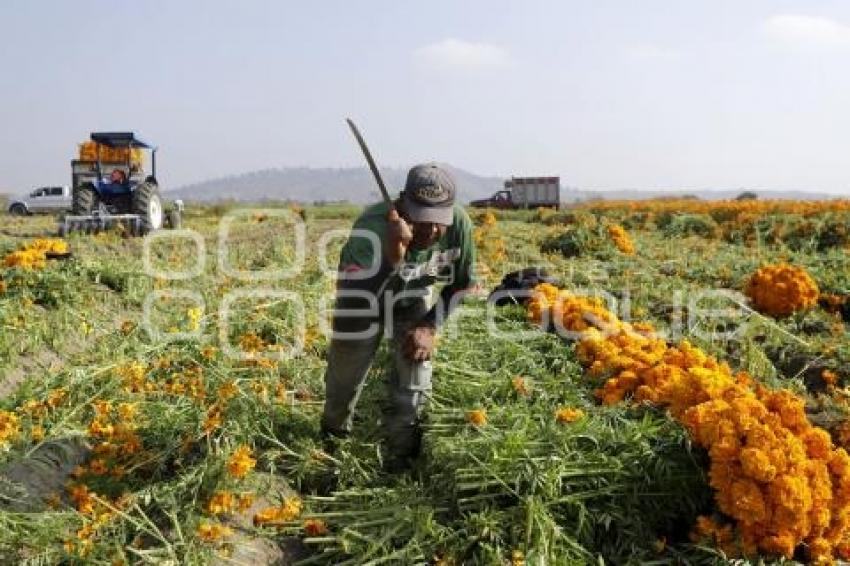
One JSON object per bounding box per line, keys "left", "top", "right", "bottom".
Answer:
{"left": 401, "top": 163, "right": 456, "bottom": 226}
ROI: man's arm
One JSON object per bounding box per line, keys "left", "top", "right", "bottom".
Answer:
{"left": 332, "top": 208, "right": 396, "bottom": 334}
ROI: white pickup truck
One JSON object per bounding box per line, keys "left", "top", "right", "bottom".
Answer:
{"left": 8, "top": 186, "right": 72, "bottom": 215}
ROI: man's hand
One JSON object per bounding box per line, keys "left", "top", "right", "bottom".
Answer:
{"left": 401, "top": 323, "right": 437, "bottom": 362}
{"left": 386, "top": 208, "right": 412, "bottom": 265}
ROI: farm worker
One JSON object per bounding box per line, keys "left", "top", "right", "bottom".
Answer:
{"left": 110, "top": 169, "right": 127, "bottom": 185}
{"left": 321, "top": 163, "right": 477, "bottom": 471}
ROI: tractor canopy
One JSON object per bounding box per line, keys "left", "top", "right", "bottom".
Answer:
{"left": 90, "top": 132, "right": 155, "bottom": 150}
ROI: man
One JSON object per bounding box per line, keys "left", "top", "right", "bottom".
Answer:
{"left": 321, "top": 163, "right": 477, "bottom": 470}
{"left": 108, "top": 169, "right": 128, "bottom": 186}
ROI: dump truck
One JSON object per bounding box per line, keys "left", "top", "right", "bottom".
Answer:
{"left": 470, "top": 176, "right": 560, "bottom": 209}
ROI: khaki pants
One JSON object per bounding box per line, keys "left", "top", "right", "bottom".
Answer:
{"left": 321, "top": 300, "right": 432, "bottom": 461}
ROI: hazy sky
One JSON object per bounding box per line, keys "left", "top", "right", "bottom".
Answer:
{"left": 1, "top": 0, "right": 849, "bottom": 194}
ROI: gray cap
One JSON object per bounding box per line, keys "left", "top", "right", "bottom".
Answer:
{"left": 401, "top": 163, "right": 456, "bottom": 226}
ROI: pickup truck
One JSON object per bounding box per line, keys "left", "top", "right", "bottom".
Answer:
{"left": 7, "top": 186, "right": 72, "bottom": 215}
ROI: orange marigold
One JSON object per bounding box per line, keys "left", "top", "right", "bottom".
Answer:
{"left": 745, "top": 264, "right": 819, "bottom": 318}
{"left": 554, "top": 407, "right": 584, "bottom": 424}
{"left": 226, "top": 445, "right": 256, "bottom": 479}
{"left": 466, "top": 409, "right": 487, "bottom": 427}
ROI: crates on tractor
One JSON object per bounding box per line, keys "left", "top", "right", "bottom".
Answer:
{"left": 60, "top": 132, "right": 182, "bottom": 236}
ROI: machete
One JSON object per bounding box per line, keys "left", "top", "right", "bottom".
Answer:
{"left": 345, "top": 118, "right": 394, "bottom": 208}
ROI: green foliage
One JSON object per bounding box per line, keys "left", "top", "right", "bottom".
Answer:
{"left": 302, "top": 309, "right": 715, "bottom": 564}
{"left": 0, "top": 202, "right": 847, "bottom": 564}
{"left": 659, "top": 214, "right": 719, "bottom": 239}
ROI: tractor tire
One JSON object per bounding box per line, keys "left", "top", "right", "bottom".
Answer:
{"left": 132, "top": 182, "right": 163, "bottom": 232}
{"left": 72, "top": 184, "right": 98, "bottom": 215}
{"left": 9, "top": 203, "right": 28, "bottom": 216}
{"left": 166, "top": 209, "right": 182, "bottom": 230}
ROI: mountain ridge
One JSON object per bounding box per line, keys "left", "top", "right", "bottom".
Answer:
{"left": 165, "top": 165, "right": 847, "bottom": 204}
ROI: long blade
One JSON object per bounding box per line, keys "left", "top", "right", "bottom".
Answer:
{"left": 346, "top": 118, "right": 393, "bottom": 206}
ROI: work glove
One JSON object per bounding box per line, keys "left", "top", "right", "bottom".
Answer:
{"left": 401, "top": 322, "right": 437, "bottom": 362}
{"left": 385, "top": 208, "right": 412, "bottom": 266}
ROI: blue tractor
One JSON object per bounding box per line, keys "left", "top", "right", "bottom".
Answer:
{"left": 65, "top": 132, "right": 180, "bottom": 234}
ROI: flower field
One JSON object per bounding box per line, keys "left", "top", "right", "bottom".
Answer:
{"left": 1, "top": 199, "right": 849, "bottom": 565}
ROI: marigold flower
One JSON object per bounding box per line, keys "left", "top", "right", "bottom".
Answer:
{"left": 117, "top": 403, "right": 138, "bottom": 421}
{"left": 207, "top": 491, "right": 235, "bottom": 515}
{"left": 745, "top": 264, "right": 819, "bottom": 318}
{"left": 237, "top": 492, "right": 255, "bottom": 512}
{"left": 239, "top": 332, "right": 265, "bottom": 354}
{"left": 226, "top": 445, "right": 256, "bottom": 478}
{"left": 466, "top": 409, "right": 487, "bottom": 427}
{"left": 0, "top": 410, "right": 21, "bottom": 446}
{"left": 527, "top": 281, "right": 850, "bottom": 559}
{"left": 204, "top": 405, "right": 223, "bottom": 435}
{"left": 554, "top": 407, "right": 584, "bottom": 424}
{"left": 196, "top": 521, "right": 232, "bottom": 542}
{"left": 607, "top": 224, "right": 635, "bottom": 255}
{"left": 511, "top": 376, "right": 531, "bottom": 396}
{"left": 253, "top": 496, "right": 303, "bottom": 526}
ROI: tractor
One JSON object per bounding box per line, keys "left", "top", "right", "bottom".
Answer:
{"left": 61, "top": 132, "right": 181, "bottom": 235}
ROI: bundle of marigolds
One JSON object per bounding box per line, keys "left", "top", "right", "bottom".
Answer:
{"left": 745, "top": 264, "right": 819, "bottom": 318}
{"left": 528, "top": 282, "right": 850, "bottom": 563}
{"left": 606, "top": 224, "right": 635, "bottom": 255}
{"left": 2, "top": 238, "right": 68, "bottom": 270}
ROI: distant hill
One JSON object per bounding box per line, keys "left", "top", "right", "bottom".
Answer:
{"left": 568, "top": 188, "right": 846, "bottom": 202}
{"left": 166, "top": 167, "right": 846, "bottom": 205}
{"left": 168, "top": 165, "right": 505, "bottom": 204}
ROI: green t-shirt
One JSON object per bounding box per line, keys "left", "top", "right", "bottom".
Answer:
{"left": 336, "top": 202, "right": 476, "bottom": 324}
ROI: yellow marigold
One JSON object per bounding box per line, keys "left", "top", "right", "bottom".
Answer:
{"left": 511, "top": 376, "right": 531, "bottom": 396}
{"left": 196, "top": 521, "right": 232, "bottom": 542}
{"left": 466, "top": 409, "right": 487, "bottom": 427}
{"left": 117, "top": 403, "right": 138, "bottom": 422}
{"left": 239, "top": 332, "right": 265, "bottom": 353}
{"left": 745, "top": 264, "right": 819, "bottom": 318}
{"left": 740, "top": 447, "right": 777, "bottom": 483}
{"left": 237, "top": 492, "right": 255, "bottom": 512}
{"left": 204, "top": 405, "right": 223, "bottom": 435}
{"left": 226, "top": 445, "right": 256, "bottom": 478}
{"left": 31, "top": 424, "right": 45, "bottom": 442}
{"left": 0, "top": 410, "right": 21, "bottom": 445}
{"left": 47, "top": 388, "right": 68, "bottom": 408}
{"left": 187, "top": 307, "right": 203, "bottom": 332}
{"left": 3, "top": 238, "right": 69, "bottom": 269}
{"left": 207, "top": 491, "right": 236, "bottom": 515}
{"left": 253, "top": 497, "right": 303, "bottom": 526}
{"left": 217, "top": 381, "right": 239, "bottom": 402}
{"left": 607, "top": 224, "right": 635, "bottom": 255}
{"left": 67, "top": 484, "right": 96, "bottom": 515}
{"left": 554, "top": 407, "right": 584, "bottom": 424}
